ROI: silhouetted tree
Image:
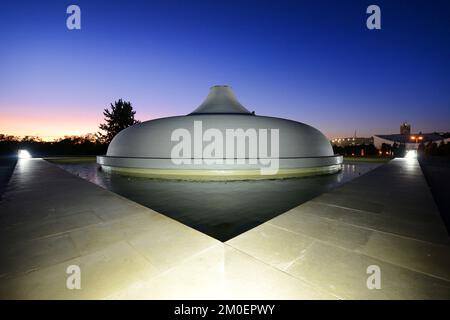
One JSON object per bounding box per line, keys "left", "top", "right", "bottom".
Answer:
{"left": 365, "top": 144, "right": 378, "bottom": 156}
{"left": 425, "top": 142, "right": 438, "bottom": 156}
{"left": 98, "top": 99, "right": 140, "bottom": 143}
{"left": 380, "top": 143, "right": 391, "bottom": 155}
{"left": 332, "top": 143, "right": 380, "bottom": 157}
{"left": 437, "top": 141, "right": 449, "bottom": 156}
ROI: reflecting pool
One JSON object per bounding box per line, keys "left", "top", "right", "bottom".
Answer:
{"left": 54, "top": 161, "right": 382, "bottom": 241}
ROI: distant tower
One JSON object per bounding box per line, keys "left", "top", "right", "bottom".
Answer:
{"left": 400, "top": 122, "right": 411, "bottom": 135}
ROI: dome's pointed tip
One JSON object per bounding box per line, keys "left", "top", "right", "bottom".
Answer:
{"left": 190, "top": 86, "right": 252, "bottom": 115}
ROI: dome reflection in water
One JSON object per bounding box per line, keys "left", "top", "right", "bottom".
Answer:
{"left": 57, "top": 162, "right": 380, "bottom": 241}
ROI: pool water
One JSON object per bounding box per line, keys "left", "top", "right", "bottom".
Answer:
{"left": 54, "top": 161, "right": 382, "bottom": 241}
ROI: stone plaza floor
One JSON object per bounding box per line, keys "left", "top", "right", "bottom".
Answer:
{"left": 0, "top": 158, "right": 449, "bottom": 299}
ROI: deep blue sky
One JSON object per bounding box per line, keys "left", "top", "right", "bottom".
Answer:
{"left": 1, "top": 0, "right": 449, "bottom": 139}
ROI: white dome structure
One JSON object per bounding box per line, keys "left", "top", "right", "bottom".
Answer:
{"left": 97, "top": 86, "right": 342, "bottom": 180}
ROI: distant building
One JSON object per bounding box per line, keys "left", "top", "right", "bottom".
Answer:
{"left": 374, "top": 124, "right": 449, "bottom": 150}
{"left": 400, "top": 122, "right": 411, "bottom": 135}
{"left": 373, "top": 133, "right": 448, "bottom": 150}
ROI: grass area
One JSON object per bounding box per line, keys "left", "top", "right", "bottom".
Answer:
{"left": 343, "top": 156, "right": 393, "bottom": 163}
{"left": 45, "top": 156, "right": 97, "bottom": 164}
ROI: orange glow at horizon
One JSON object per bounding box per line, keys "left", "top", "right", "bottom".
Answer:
{"left": 0, "top": 108, "right": 169, "bottom": 141}
{"left": 0, "top": 114, "right": 101, "bottom": 141}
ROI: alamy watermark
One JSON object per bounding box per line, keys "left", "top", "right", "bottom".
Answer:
{"left": 366, "top": 265, "right": 381, "bottom": 290}
{"left": 66, "top": 5, "right": 81, "bottom": 30}
{"left": 366, "top": 5, "right": 381, "bottom": 30}
{"left": 64, "top": 6, "right": 380, "bottom": 32}
{"left": 66, "top": 265, "right": 81, "bottom": 290}
{"left": 170, "top": 121, "right": 280, "bottom": 175}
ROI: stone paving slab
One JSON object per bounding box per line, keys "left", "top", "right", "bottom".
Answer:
{"left": 286, "top": 241, "right": 450, "bottom": 300}
{"left": 0, "top": 241, "right": 160, "bottom": 299}
{"left": 0, "top": 159, "right": 220, "bottom": 298}
{"left": 283, "top": 201, "right": 449, "bottom": 245}
{"left": 227, "top": 158, "right": 450, "bottom": 299}
{"left": 107, "top": 244, "right": 336, "bottom": 300}
{"left": 1, "top": 158, "right": 449, "bottom": 299}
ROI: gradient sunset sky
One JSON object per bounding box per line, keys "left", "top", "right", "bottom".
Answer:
{"left": 1, "top": 0, "right": 449, "bottom": 140}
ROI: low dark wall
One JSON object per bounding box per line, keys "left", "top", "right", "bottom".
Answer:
{"left": 0, "top": 157, "right": 17, "bottom": 199}
{"left": 419, "top": 156, "right": 450, "bottom": 234}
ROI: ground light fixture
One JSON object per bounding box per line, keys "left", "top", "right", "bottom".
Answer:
{"left": 18, "top": 149, "right": 32, "bottom": 159}
{"left": 405, "top": 149, "right": 417, "bottom": 159}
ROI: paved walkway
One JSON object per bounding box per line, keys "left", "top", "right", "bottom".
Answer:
{"left": 0, "top": 158, "right": 449, "bottom": 299}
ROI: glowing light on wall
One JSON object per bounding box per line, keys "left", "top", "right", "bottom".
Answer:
{"left": 18, "top": 149, "right": 32, "bottom": 159}
{"left": 405, "top": 150, "right": 417, "bottom": 159}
